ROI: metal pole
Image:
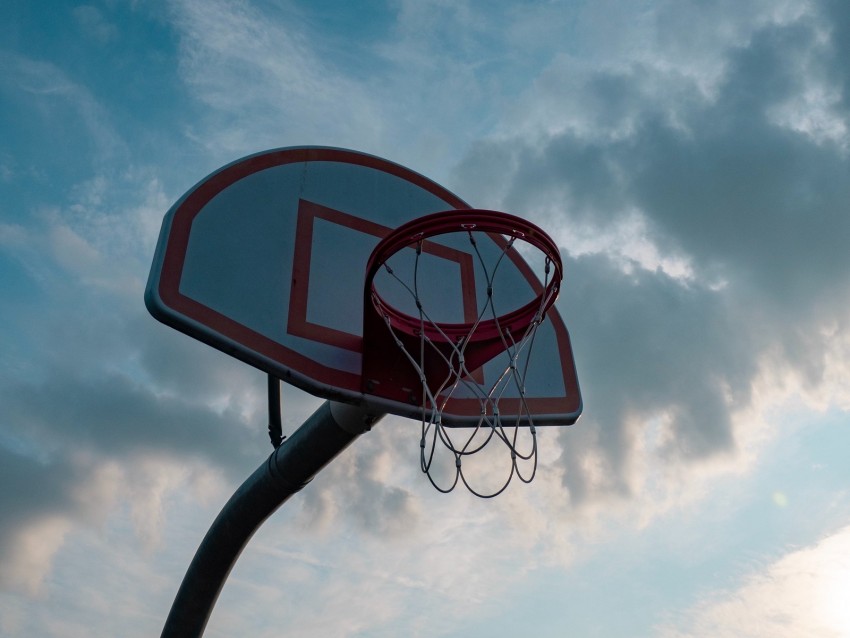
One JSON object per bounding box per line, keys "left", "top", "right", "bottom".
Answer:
{"left": 267, "top": 374, "right": 284, "bottom": 448}
{"left": 160, "top": 401, "right": 384, "bottom": 638}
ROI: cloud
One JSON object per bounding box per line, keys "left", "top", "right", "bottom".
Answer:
{"left": 0, "top": 362, "right": 269, "bottom": 594}
{"left": 658, "top": 524, "right": 850, "bottom": 637}
{"left": 0, "top": 161, "right": 280, "bottom": 594}
{"left": 451, "top": 0, "right": 850, "bottom": 521}
{"left": 206, "top": 470, "right": 558, "bottom": 638}
{"left": 0, "top": 447, "right": 75, "bottom": 594}
{"left": 168, "top": 0, "right": 592, "bottom": 180}
{"left": 169, "top": 0, "right": 385, "bottom": 159}
{"left": 0, "top": 53, "right": 126, "bottom": 169}
{"left": 72, "top": 5, "right": 119, "bottom": 45}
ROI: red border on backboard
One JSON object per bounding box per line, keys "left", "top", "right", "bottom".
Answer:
{"left": 288, "top": 199, "right": 479, "bottom": 353}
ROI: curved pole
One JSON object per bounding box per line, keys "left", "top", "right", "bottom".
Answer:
{"left": 160, "top": 401, "right": 384, "bottom": 638}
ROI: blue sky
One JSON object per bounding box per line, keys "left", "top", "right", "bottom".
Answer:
{"left": 2, "top": 1, "right": 850, "bottom": 636}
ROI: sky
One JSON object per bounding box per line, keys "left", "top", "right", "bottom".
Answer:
{"left": 2, "top": 0, "right": 850, "bottom": 636}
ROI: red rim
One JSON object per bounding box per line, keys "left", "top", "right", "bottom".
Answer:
{"left": 364, "top": 209, "right": 563, "bottom": 343}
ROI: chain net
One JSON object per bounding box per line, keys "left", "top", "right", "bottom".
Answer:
{"left": 372, "top": 228, "right": 558, "bottom": 497}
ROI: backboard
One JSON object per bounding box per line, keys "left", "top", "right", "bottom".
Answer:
{"left": 145, "top": 147, "right": 581, "bottom": 426}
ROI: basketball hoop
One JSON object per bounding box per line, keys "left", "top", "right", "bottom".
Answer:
{"left": 148, "top": 147, "right": 580, "bottom": 497}
{"left": 363, "top": 210, "right": 563, "bottom": 497}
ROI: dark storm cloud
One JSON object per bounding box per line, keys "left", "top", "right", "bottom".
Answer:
{"left": 456, "top": 1, "right": 850, "bottom": 506}
{"left": 625, "top": 24, "right": 850, "bottom": 305}
{"left": 554, "top": 253, "right": 754, "bottom": 503}
{"left": 0, "top": 358, "right": 269, "bottom": 572}
{"left": 0, "top": 446, "right": 70, "bottom": 535}
{"left": 0, "top": 233, "right": 276, "bottom": 589}
{"left": 0, "top": 369, "right": 261, "bottom": 466}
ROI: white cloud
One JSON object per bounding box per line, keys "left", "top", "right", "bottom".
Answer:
{"left": 0, "top": 516, "right": 73, "bottom": 596}
{"left": 72, "top": 5, "right": 119, "bottom": 45}
{"left": 48, "top": 223, "right": 101, "bottom": 275}
{"left": 0, "top": 53, "right": 126, "bottom": 167}
{"left": 659, "top": 524, "right": 850, "bottom": 637}
{"left": 170, "top": 0, "right": 385, "bottom": 160}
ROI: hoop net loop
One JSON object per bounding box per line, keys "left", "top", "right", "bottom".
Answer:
{"left": 362, "top": 210, "right": 563, "bottom": 497}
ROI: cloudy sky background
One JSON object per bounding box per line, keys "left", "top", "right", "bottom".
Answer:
{"left": 2, "top": 0, "right": 850, "bottom": 636}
